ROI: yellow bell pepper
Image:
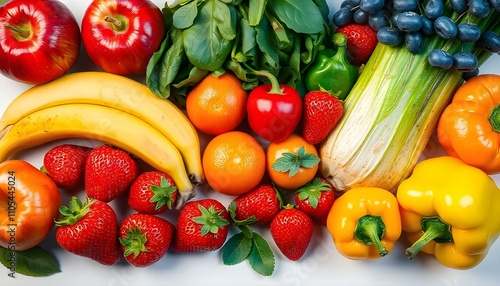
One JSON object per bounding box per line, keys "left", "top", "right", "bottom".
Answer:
{"left": 397, "top": 156, "right": 500, "bottom": 269}
{"left": 326, "top": 187, "right": 401, "bottom": 259}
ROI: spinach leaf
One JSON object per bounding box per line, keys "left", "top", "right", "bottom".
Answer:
{"left": 173, "top": 1, "right": 198, "bottom": 29}
{"left": 146, "top": 32, "right": 171, "bottom": 97}
{"left": 268, "top": 0, "right": 324, "bottom": 34}
{"left": 255, "top": 16, "right": 280, "bottom": 71}
{"left": 182, "top": 0, "right": 235, "bottom": 71}
{"left": 213, "top": 1, "right": 237, "bottom": 41}
{"left": 248, "top": 0, "right": 268, "bottom": 26}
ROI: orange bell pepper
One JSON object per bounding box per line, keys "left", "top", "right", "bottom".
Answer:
{"left": 437, "top": 74, "right": 500, "bottom": 174}
{"left": 0, "top": 160, "right": 61, "bottom": 250}
{"left": 326, "top": 187, "right": 401, "bottom": 259}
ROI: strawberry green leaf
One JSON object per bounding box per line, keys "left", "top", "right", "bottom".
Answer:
{"left": 0, "top": 246, "right": 60, "bottom": 277}
{"left": 119, "top": 227, "right": 149, "bottom": 258}
{"left": 228, "top": 201, "right": 258, "bottom": 226}
{"left": 192, "top": 205, "right": 230, "bottom": 236}
{"left": 247, "top": 232, "right": 275, "bottom": 276}
{"left": 295, "top": 178, "right": 331, "bottom": 208}
{"left": 221, "top": 232, "right": 252, "bottom": 266}
{"left": 271, "top": 146, "right": 320, "bottom": 177}
{"left": 149, "top": 176, "right": 177, "bottom": 210}
{"left": 237, "top": 224, "right": 254, "bottom": 238}
{"left": 55, "top": 196, "right": 93, "bottom": 226}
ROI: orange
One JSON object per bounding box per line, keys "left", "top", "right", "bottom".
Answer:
{"left": 202, "top": 131, "right": 266, "bottom": 196}
{"left": 266, "top": 134, "right": 320, "bottom": 190}
{"left": 186, "top": 72, "right": 248, "bottom": 135}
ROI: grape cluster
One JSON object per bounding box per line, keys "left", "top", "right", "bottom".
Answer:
{"left": 332, "top": 0, "right": 500, "bottom": 75}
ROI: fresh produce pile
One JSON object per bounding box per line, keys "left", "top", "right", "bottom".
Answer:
{"left": 1, "top": 0, "right": 500, "bottom": 281}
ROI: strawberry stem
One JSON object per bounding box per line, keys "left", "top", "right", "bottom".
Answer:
{"left": 149, "top": 176, "right": 177, "bottom": 210}
{"left": 55, "top": 197, "right": 93, "bottom": 226}
{"left": 119, "top": 227, "right": 149, "bottom": 258}
{"left": 192, "top": 205, "right": 230, "bottom": 236}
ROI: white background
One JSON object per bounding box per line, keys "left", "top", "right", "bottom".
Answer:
{"left": 1, "top": 0, "right": 500, "bottom": 286}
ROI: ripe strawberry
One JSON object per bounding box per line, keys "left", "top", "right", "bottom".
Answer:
{"left": 128, "top": 171, "right": 178, "bottom": 214}
{"left": 294, "top": 177, "right": 335, "bottom": 225}
{"left": 41, "top": 144, "right": 92, "bottom": 192}
{"left": 270, "top": 207, "right": 314, "bottom": 261}
{"left": 55, "top": 196, "right": 121, "bottom": 265}
{"left": 173, "top": 199, "right": 230, "bottom": 252}
{"left": 302, "top": 90, "right": 344, "bottom": 145}
{"left": 85, "top": 145, "right": 138, "bottom": 202}
{"left": 336, "top": 24, "right": 378, "bottom": 65}
{"left": 119, "top": 213, "right": 175, "bottom": 267}
{"left": 228, "top": 183, "right": 281, "bottom": 225}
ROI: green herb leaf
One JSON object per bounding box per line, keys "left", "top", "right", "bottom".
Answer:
{"left": 0, "top": 246, "right": 60, "bottom": 277}
{"left": 255, "top": 16, "right": 280, "bottom": 70}
{"left": 237, "top": 224, "right": 254, "bottom": 238}
{"left": 271, "top": 146, "right": 320, "bottom": 177}
{"left": 213, "top": 1, "right": 237, "bottom": 41}
{"left": 247, "top": 233, "right": 275, "bottom": 276}
{"left": 221, "top": 233, "right": 253, "bottom": 266}
{"left": 268, "top": 0, "right": 324, "bottom": 34}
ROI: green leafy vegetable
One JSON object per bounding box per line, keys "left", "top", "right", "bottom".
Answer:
{"left": 271, "top": 146, "right": 321, "bottom": 177}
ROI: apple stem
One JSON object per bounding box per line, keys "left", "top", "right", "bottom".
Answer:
{"left": 104, "top": 16, "right": 124, "bottom": 31}
{"left": 4, "top": 23, "right": 31, "bottom": 39}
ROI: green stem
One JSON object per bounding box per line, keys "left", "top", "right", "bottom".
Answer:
{"left": 4, "top": 23, "right": 30, "bottom": 39}
{"left": 354, "top": 215, "right": 388, "bottom": 257}
{"left": 405, "top": 216, "right": 453, "bottom": 259}
{"left": 243, "top": 63, "right": 283, "bottom": 94}
{"left": 489, "top": 105, "right": 500, "bottom": 132}
{"left": 105, "top": 16, "right": 125, "bottom": 32}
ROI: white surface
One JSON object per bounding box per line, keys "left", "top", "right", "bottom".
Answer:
{"left": 1, "top": 0, "right": 500, "bottom": 285}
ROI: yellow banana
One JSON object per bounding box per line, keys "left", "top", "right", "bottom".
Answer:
{"left": 0, "top": 103, "right": 195, "bottom": 208}
{"left": 0, "top": 71, "right": 204, "bottom": 185}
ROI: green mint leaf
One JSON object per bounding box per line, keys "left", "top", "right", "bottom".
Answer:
{"left": 247, "top": 233, "right": 275, "bottom": 276}
{"left": 299, "top": 153, "right": 321, "bottom": 168}
{"left": 0, "top": 246, "right": 60, "bottom": 277}
{"left": 222, "top": 233, "right": 253, "bottom": 266}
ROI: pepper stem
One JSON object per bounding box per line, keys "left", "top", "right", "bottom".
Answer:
{"left": 489, "top": 104, "right": 500, "bottom": 132}
{"left": 405, "top": 216, "right": 453, "bottom": 259}
{"left": 354, "top": 215, "right": 388, "bottom": 257}
{"left": 243, "top": 63, "right": 283, "bottom": 95}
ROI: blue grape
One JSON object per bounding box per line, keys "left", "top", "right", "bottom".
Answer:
{"left": 462, "top": 68, "right": 480, "bottom": 81}
{"left": 449, "top": 0, "right": 468, "bottom": 14}
{"left": 341, "top": 1, "right": 354, "bottom": 9}
{"left": 469, "top": 0, "right": 491, "bottom": 18}
{"left": 377, "top": 27, "right": 403, "bottom": 46}
{"left": 348, "top": 0, "right": 361, "bottom": 6}
{"left": 333, "top": 7, "right": 354, "bottom": 27}
{"left": 368, "top": 10, "right": 390, "bottom": 30}
{"left": 479, "top": 31, "right": 500, "bottom": 53}
{"left": 405, "top": 32, "right": 424, "bottom": 54}
{"left": 453, "top": 52, "right": 479, "bottom": 72}
{"left": 490, "top": 0, "right": 500, "bottom": 12}
{"left": 395, "top": 11, "right": 423, "bottom": 32}
{"left": 425, "top": 0, "right": 444, "bottom": 20}
{"left": 420, "top": 17, "right": 435, "bottom": 36}
{"left": 393, "top": 0, "right": 418, "bottom": 11}
{"left": 354, "top": 9, "right": 370, "bottom": 24}
{"left": 434, "top": 16, "right": 457, "bottom": 40}
{"left": 360, "top": 0, "right": 385, "bottom": 14}
{"left": 457, "top": 23, "right": 482, "bottom": 42}
{"left": 428, "top": 49, "right": 454, "bottom": 69}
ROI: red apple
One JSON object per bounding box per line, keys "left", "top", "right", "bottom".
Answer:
{"left": 81, "top": 0, "right": 165, "bottom": 75}
{"left": 0, "top": 0, "right": 81, "bottom": 85}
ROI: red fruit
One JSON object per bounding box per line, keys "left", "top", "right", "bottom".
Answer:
{"left": 336, "top": 24, "right": 378, "bottom": 65}
{"left": 228, "top": 184, "right": 281, "bottom": 225}
{"left": 42, "top": 144, "right": 92, "bottom": 192}
{"left": 85, "top": 145, "right": 138, "bottom": 202}
{"left": 119, "top": 213, "right": 175, "bottom": 267}
{"left": 270, "top": 207, "right": 314, "bottom": 261}
{"left": 302, "top": 91, "right": 344, "bottom": 145}
{"left": 55, "top": 197, "right": 121, "bottom": 265}
{"left": 173, "top": 199, "right": 230, "bottom": 252}
{"left": 128, "top": 171, "right": 178, "bottom": 214}
{"left": 294, "top": 177, "right": 335, "bottom": 225}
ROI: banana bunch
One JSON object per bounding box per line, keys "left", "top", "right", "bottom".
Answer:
{"left": 0, "top": 72, "right": 204, "bottom": 208}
